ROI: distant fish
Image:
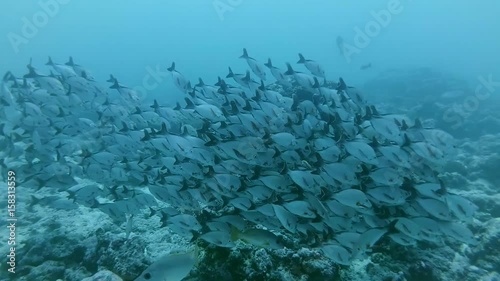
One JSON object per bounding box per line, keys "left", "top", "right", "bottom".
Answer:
{"left": 336, "top": 36, "right": 345, "bottom": 56}
{"left": 240, "top": 48, "right": 267, "bottom": 81}
{"left": 297, "top": 53, "right": 326, "bottom": 78}
{"left": 284, "top": 63, "right": 315, "bottom": 91}
{"left": 226, "top": 67, "right": 250, "bottom": 88}
{"left": 29, "top": 195, "right": 78, "bottom": 211}
{"left": 65, "top": 56, "right": 95, "bottom": 80}
{"left": 2, "top": 53, "right": 478, "bottom": 267}
{"left": 167, "top": 62, "right": 191, "bottom": 94}
{"left": 46, "top": 56, "right": 77, "bottom": 79}
{"left": 109, "top": 77, "right": 141, "bottom": 104}
{"left": 264, "top": 58, "right": 292, "bottom": 87}
{"left": 360, "top": 63, "right": 372, "bottom": 70}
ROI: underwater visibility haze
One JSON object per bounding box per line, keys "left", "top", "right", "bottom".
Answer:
{"left": 0, "top": 1, "right": 500, "bottom": 281}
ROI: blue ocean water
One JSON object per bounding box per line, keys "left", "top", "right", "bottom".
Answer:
{"left": 1, "top": 1, "right": 500, "bottom": 281}
{"left": 1, "top": 1, "right": 499, "bottom": 103}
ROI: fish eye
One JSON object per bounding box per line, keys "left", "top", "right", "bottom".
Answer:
{"left": 144, "top": 273, "right": 152, "bottom": 280}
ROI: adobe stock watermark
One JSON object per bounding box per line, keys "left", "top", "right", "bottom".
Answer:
{"left": 213, "top": 0, "right": 244, "bottom": 21}
{"left": 7, "top": 0, "right": 71, "bottom": 54}
{"left": 442, "top": 74, "right": 499, "bottom": 130}
{"left": 339, "top": 0, "right": 409, "bottom": 63}
{"left": 131, "top": 64, "right": 172, "bottom": 103}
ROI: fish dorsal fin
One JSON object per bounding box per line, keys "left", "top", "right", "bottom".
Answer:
{"left": 184, "top": 98, "right": 195, "bottom": 109}
{"left": 264, "top": 58, "right": 273, "bottom": 68}
{"left": 158, "top": 122, "right": 168, "bottom": 135}
{"left": 66, "top": 56, "right": 75, "bottom": 66}
{"left": 46, "top": 56, "right": 54, "bottom": 66}
{"left": 204, "top": 133, "right": 219, "bottom": 146}
{"left": 297, "top": 53, "right": 306, "bottom": 64}
{"left": 413, "top": 118, "right": 423, "bottom": 129}
{"left": 230, "top": 100, "right": 239, "bottom": 114}
{"left": 24, "top": 60, "right": 39, "bottom": 78}
{"left": 337, "top": 77, "right": 347, "bottom": 91}
{"left": 215, "top": 76, "right": 223, "bottom": 86}
{"left": 151, "top": 99, "right": 159, "bottom": 110}
{"left": 226, "top": 67, "right": 234, "bottom": 78}
{"left": 402, "top": 133, "right": 412, "bottom": 147}
{"left": 401, "top": 120, "right": 409, "bottom": 131}
{"left": 370, "top": 105, "right": 380, "bottom": 117}
{"left": 240, "top": 48, "right": 249, "bottom": 59}
{"left": 2, "top": 71, "right": 13, "bottom": 83}
{"left": 196, "top": 78, "right": 204, "bottom": 87}
{"left": 141, "top": 129, "right": 151, "bottom": 141}
{"left": 181, "top": 125, "right": 190, "bottom": 137}
{"left": 220, "top": 107, "right": 230, "bottom": 118}
{"left": 106, "top": 74, "right": 115, "bottom": 83}
{"left": 243, "top": 100, "right": 252, "bottom": 111}
{"left": 174, "top": 102, "right": 181, "bottom": 110}
{"left": 110, "top": 79, "right": 120, "bottom": 89}
{"left": 242, "top": 71, "right": 251, "bottom": 84}
{"left": 284, "top": 63, "right": 295, "bottom": 75}
{"left": 258, "top": 80, "right": 266, "bottom": 91}
{"left": 312, "top": 77, "right": 320, "bottom": 89}
{"left": 436, "top": 179, "right": 447, "bottom": 196}
{"left": 167, "top": 62, "right": 176, "bottom": 72}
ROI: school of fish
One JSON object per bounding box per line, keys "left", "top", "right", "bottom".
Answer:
{"left": 0, "top": 49, "right": 478, "bottom": 274}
